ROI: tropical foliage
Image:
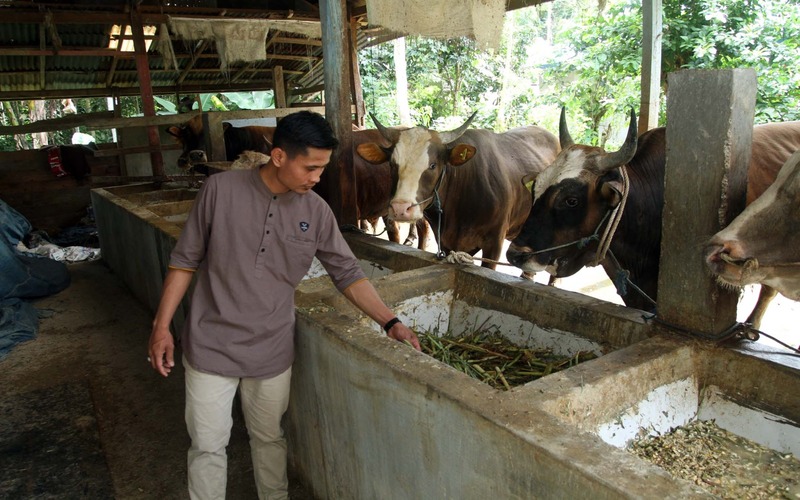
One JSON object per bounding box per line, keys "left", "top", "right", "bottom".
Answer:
{"left": 359, "top": 0, "right": 800, "bottom": 147}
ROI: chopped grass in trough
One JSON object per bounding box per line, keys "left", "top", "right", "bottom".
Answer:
{"left": 415, "top": 325, "right": 597, "bottom": 390}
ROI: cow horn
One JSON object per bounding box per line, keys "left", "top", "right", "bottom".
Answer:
{"left": 439, "top": 111, "right": 478, "bottom": 145}
{"left": 597, "top": 108, "right": 638, "bottom": 172}
{"left": 370, "top": 113, "right": 401, "bottom": 144}
{"left": 559, "top": 107, "right": 574, "bottom": 149}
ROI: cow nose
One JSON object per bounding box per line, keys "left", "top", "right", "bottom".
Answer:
{"left": 188, "top": 150, "right": 207, "bottom": 163}
{"left": 390, "top": 201, "right": 414, "bottom": 220}
{"left": 705, "top": 239, "right": 745, "bottom": 265}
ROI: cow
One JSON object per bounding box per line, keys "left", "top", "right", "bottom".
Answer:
{"left": 166, "top": 116, "right": 426, "bottom": 247}
{"left": 355, "top": 113, "right": 560, "bottom": 270}
{"left": 506, "top": 108, "right": 800, "bottom": 328}
{"left": 705, "top": 150, "right": 800, "bottom": 301}
{"left": 166, "top": 115, "right": 274, "bottom": 170}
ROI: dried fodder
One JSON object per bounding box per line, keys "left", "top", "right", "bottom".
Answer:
{"left": 629, "top": 419, "right": 800, "bottom": 499}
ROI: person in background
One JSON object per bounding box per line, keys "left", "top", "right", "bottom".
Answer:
{"left": 148, "top": 110, "right": 420, "bottom": 500}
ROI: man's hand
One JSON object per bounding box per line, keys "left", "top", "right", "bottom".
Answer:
{"left": 149, "top": 325, "right": 175, "bottom": 377}
{"left": 387, "top": 322, "right": 421, "bottom": 351}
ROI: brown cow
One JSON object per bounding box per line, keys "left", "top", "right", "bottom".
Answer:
{"left": 507, "top": 109, "right": 800, "bottom": 327}
{"left": 356, "top": 114, "right": 560, "bottom": 269}
{"left": 705, "top": 150, "right": 800, "bottom": 302}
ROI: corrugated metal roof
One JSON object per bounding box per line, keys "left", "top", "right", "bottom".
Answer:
{"left": 0, "top": 0, "right": 546, "bottom": 100}
{"left": 0, "top": 1, "right": 340, "bottom": 100}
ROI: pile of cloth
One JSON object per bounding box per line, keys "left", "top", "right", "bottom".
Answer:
{"left": 0, "top": 199, "right": 71, "bottom": 359}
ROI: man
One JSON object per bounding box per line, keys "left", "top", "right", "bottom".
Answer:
{"left": 148, "top": 111, "right": 420, "bottom": 499}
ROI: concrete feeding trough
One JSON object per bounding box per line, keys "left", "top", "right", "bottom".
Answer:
{"left": 533, "top": 337, "right": 800, "bottom": 456}
{"left": 91, "top": 182, "right": 799, "bottom": 498}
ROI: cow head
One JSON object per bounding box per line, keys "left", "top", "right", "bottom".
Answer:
{"left": 705, "top": 150, "right": 800, "bottom": 300}
{"left": 167, "top": 115, "right": 206, "bottom": 170}
{"left": 506, "top": 108, "right": 638, "bottom": 277}
{"left": 355, "top": 112, "right": 478, "bottom": 222}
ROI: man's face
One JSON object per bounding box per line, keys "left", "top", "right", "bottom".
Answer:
{"left": 273, "top": 146, "right": 332, "bottom": 194}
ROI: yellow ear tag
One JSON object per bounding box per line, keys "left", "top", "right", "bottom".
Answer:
{"left": 460, "top": 148, "right": 468, "bottom": 161}
{"left": 524, "top": 180, "right": 534, "bottom": 192}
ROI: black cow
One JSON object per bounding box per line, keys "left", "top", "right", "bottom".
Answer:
{"left": 507, "top": 109, "right": 800, "bottom": 327}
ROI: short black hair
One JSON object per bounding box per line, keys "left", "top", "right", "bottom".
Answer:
{"left": 272, "top": 111, "right": 339, "bottom": 158}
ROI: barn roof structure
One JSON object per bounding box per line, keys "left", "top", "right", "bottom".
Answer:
{"left": 0, "top": 0, "right": 554, "bottom": 225}
{"left": 0, "top": 0, "right": 547, "bottom": 102}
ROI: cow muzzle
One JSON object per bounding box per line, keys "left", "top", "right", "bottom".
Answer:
{"left": 390, "top": 200, "right": 422, "bottom": 222}
{"left": 506, "top": 246, "right": 549, "bottom": 274}
{"left": 704, "top": 240, "right": 758, "bottom": 284}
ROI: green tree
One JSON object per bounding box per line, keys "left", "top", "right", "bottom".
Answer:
{"left": 663, "top": 0, "right": 800, "bottom": 122}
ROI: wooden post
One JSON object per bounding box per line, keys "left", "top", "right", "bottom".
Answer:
{"left": 273, "top": 65, "right": 287, "bottom": 109}
{"left": 658, "top": 69, "right": 757, "bottom": 334}
{"left": 319, "top": 0, "right": 358, "bottom": 225}
{"left": 638, "top": 0, "right": 662, "bottom": 133}
{"left": 349, "top": 17, "right": 366, "bottom": 128}
{"left": 202, "top": 112, "right": 227, "bottom": 162}
{"left": 130, "top": 9, "right": 164, "bottom": 177}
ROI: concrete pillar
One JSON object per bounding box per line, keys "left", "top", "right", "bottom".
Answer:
{"left": 657, "top": 69, "right": 756, "bottom": 334}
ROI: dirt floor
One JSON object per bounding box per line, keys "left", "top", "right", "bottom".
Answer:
{"left": 0, "top": 259, "right": 313, "bottom": 499}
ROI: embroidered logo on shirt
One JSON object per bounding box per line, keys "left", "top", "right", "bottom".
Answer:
{"left": 299, "top": 221, "right": 309, "bottom": 232}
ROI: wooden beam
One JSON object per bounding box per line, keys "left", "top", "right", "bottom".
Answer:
{"left": 1, "top": 9, "right": 319, "bottom": 26}
{"left": 0, "top": 48, "right": 138, "bottom": 57}
{"left": 0, "top": 81, "right": 308, "bottom": 102}
{"left": 0, "top": 111, "right": 115, "bottom": 134}
{"left": 38, "top": 24, "right": 46, "bottom": 90}
{"left": 93, "top": 144, "right": 182, "bottom": 157}
{"left": 319, "top": 0, "right": 357, "bottom": 225}
{"left": 130, "top": 8, "right": 164, "bottom": 177}
{"left": 273, "top": 66, "right": 287, "bottom": 108}
{"left": 0, "top": 107, "right": 333, "bottom": 135}
{"left": 639, "top": 0, "right": 662, "bottom": 132}
{"left": 271, "top": 36, "right": 322, "bottom": 47}
{"left": 265, "top": 54, "right": 319, "bottom": 63}
{"left": 349, "top": 16, "right": 366, "bottom": 128}
{"left": 105, "top": 23, "right": 127, "bottom": 87}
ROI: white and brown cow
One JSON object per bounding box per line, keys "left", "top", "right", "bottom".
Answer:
{"left": 356, "top": 113, "right": 560, "bottom": 269}
{"left": 507, "top": 108, "right": 800, "bottom": 327}
{"left": 705, "top": 150, "right": 800, "bottom": 301}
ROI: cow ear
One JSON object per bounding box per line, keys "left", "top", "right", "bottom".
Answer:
{"left": 166, "top": 126, "right": 181, "bottom": 138}
{"left": 521, "top": 171, "right": 539, "bottom": 193}
{"left": 356, "top": 143, "right": 389, "bottom": 165}
{"left": 599, "top": 171, "right": 623, "bottom": 207}
{"left": 222, "top": 122, "right": 232, "bottom": 131}
{"left": 449, "top": 144, "right": 476, "bottom": 166}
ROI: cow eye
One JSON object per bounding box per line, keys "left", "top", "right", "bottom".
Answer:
{"left": 564, "top": 197, "right": 579, "bottom": 208}
{"left": 429, "top": 162, "right": 436, "bottom": 170}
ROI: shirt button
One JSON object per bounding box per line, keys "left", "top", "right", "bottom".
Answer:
{"left": 273, "top": 196, "right": 277, "bottom": 200}
{"left": 260, "top": 248, "right": 265, "bottom": 252}
{"left": 269, "top": 213, "right": 273, "bottom": 217}
{"left": 266, "top": 231, "right": 270, "bottom": 234}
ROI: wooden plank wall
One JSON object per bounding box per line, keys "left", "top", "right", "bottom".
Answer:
{"left": 0, "top": 147, "right": 120, "bottom": 234}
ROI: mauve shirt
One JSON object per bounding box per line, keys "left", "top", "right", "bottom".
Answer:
{"left": 169, "top": 167, "right": 367, "bottom": 378}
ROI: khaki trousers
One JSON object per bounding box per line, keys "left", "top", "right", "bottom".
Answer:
{"left": 184, "top": 356, "right": 292, "bottom": 500}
